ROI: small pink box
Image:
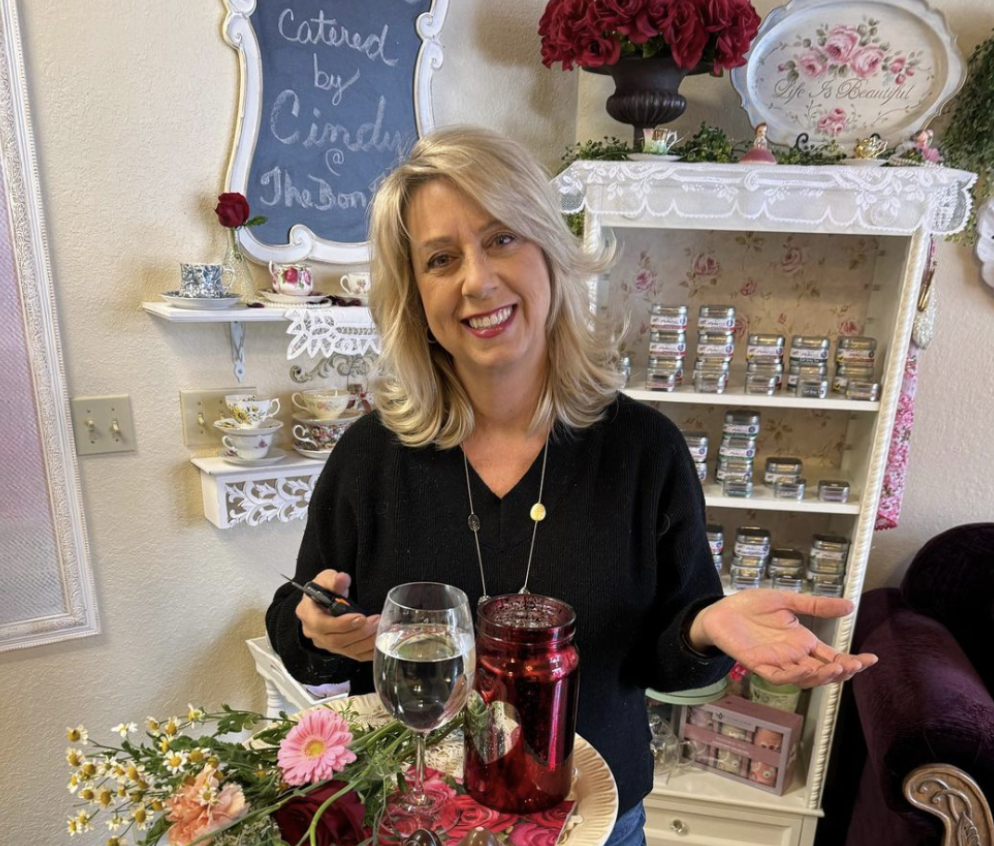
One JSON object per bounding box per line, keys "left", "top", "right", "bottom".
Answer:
{"left": 678, "top": 694, "right": 803, "bottom": 795}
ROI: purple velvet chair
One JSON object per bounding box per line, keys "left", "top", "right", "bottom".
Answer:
{"left": 819, "top": 523, "right": 994, "bottom": 846}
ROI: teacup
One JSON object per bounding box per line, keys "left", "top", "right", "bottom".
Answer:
{"left": 269, "top": 261, "right": 314, "bottom": 296}
{"left": 222, "top": 429, "right": 276, "bottom": 460}
{"left": 180, "top": 263, "right": 233, "bottom": 298}
{"left": 292, "top": 413, "right": 361, "bottom": 451}
{"left": 340, "top": 271, "right": 371, "bottom": 297}
{"left": 225, "top": 394, "right": 282, "bottom": 428}
{"left": 291, "top": 388, "right": 352, "bottom": 420}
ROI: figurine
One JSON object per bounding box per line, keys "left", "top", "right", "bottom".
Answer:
{"left": 889, "top": 128, "right": 943, "bottom": 166}
{"left": 739, "top": 123, "right": 778, "bottom": 165}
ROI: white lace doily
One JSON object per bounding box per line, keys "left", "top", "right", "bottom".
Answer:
{"left": 284, "top": 307, "right": 380, "bottom": 360}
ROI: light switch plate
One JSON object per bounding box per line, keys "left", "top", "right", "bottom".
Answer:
{"left": 71, "top": 395, "right": 136, "bottom": 455}
{"left": 179, "top": 387, "right": 257, "bottom": 448}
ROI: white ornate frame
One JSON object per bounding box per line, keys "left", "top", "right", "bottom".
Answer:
{"left": 220, "top": 0, "right": 449, "bottom": 266}
{"left": 0, "top": 0, "right": 98, "bottom": 650}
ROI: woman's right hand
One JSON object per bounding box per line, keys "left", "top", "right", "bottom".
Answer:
{"left": 295, "top": 569, "right": 380, "bottom": 662}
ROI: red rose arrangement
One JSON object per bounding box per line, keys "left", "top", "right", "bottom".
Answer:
{"left": 539, "top": 0, "right": 761, "bottom": 72}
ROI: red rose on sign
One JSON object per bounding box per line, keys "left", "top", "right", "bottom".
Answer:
{"left": 214, "top": 192, "right": 251, "bottom": 228}
{"left": 446, "top": 795, "right": 517, "bottom": 840}
{"left": 273, "top": 782, "right": 367, "bottom": 846}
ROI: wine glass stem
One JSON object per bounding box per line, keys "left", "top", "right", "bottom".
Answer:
{"left": 412, "top": 732, "right": 427, "bottom": 798}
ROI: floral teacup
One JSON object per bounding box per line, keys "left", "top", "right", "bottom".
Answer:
{"left": 269, "top": 262, "right": 314, "bottom": 296}
{"left": 340, "top": 271, "right": 371, "bottom": 297}
{"left": 225, "top": 394, "right": 281, "bottom": 428}
{"left": 291, "top": 389, "right": 352, "bottom": 420}
{"left": 222, "top": 430, "right": 276, "bottom": 460}
{"left": 292, "top": 413, "right": 361, "bottom": 452}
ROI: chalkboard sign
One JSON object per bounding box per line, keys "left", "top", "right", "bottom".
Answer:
{"left": 223, "top": 0, "right": 449, "bottom": 264}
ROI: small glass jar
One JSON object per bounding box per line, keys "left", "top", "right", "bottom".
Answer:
{"left": 696, "top": 331, "right": 735, "bottom": 359}
{"left": 723, "top": 478, "right": 754, "bottom": 498}
{"left": 723, "top": 410, "right": 762, "bottom": 437}
{"left": 650, "top": 304, "right": 689, "bottom": 330}
{"left": 698, "top": 305, "right": 736, "bottom": 331}
{"left": 649, "top": 330, "right": 688, "bottom": 356}
{"left": 818, "top": 479, "right": 851, "bottom": 503}
{"left": 731, "top": 553, "right": 767, "bottom": 572}
{"left": 748, "top": 360, "right": 785, "bottom": 389}
{"left": 832, "top": 363, "right": 875, "bottom": 394}
{"left": 789, "top": 335, "right": 831, "bottom": 362}
{"left": 716, "top": 458, "right": 754, "bottom": 483}
{"left": 694, "top": 461, "right": 708, "bottom": 482}
{"left": 693, "top": 358, "right": 731, "bottom": 376}
{"left": 808, "top": 572, "right": 845, "bottom": 597}
{"left": 648, "top": 356, "right": 685, "bottom": 385}
{"left": 836, "top": 336, "right": 877, "bottom": 365}
{"left": 719, "top": 436, "right": 757, "bottom": 459}
{"left": 706, "top": 523, "right": 724, "bottom": 557}
{"left": 768, "top": 548, "right": 805, "bottom": 578}
{"left": 809, "top": 534, "right": 850, "bottom": 574}
{"left": 774, "top": 478, "right": 807, "bottom": 500}
{"left": 764, "top": 457, "right": 803, "bottom": 487}
{"left": 647, "top": 371, "right": 679, "bottom": 393}
{"left": 745, "top": 374, "right": 778, "bottom": 396}
{"left": 735, "top": 527, "right": 772, "bottom": 559}
{"left": 846, "top": 380, "right": 881, "bottom": 402}
{"left": 747, "top": 334, "right": 786, "bottom": 360}
{"left": 796, "top": 377, "right": 829, "bottom": 399}
{"left": 694, "top": 372, "right": 728, "bottom": 394}
{"left": 788, "top": 362, "right": 828, "bottom": 391}
{"left": 771, "top": 572, "right": 805, "bottom": 593}
{"left": 681, "top": 430, "right": 709, "bottom": 461}
{"left": 730, "top": 563, "right": 763, "bottom": 590}
{"left": 618, "top": 355, "right": 632, "bottom": 386}
{"left": 749, "top": 675, "right": 801, "bottom": 712}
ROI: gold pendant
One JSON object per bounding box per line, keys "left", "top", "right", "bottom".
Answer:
{"left": 530, "top": 503, "right": 546, "bottom": 522}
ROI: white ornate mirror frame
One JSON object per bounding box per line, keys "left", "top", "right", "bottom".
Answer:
{"left": 221, "top": 0, "right": 449, "bottom": 266}
{"left": 0, "top": 0, "right": 98, "bottom": 650}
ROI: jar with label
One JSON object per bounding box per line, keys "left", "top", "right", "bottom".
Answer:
{"left": 730, "top": 559, "right": 764, "bottom": 589}
{"left": 694, "top": 371, "right": 728, "bottom": 394}
{"left": 650, "top": 304, "right": 689, "bottom": 331}
{"left": 768, "top": 547, "right": 805, "bottom": 578}
{"left": 647, "top": 370, "right": 679, "bottom": 393}
{"left": 772, "top": 573, "right": 805, "bottom": 592}
{"left": 796, "top": 376, "right": 829, "bottom": 399}
{"left": 735, "top": 526, "right": 772, "bottom": 560}
{"left": 833, "top": 363, "right": 874, "bottom": 394}
{"left": 809, "top": 534, "right": 850, "bottom": 574}
{"left": 774, "top": 478, "right": 806, "bottom": 500}
{"left": 698, "top": 304, "right": 736, "bottom": 331}
{"left": 707, "top": 523, "right": 724, "bottom": 571}
{"left": 649, "top": 329, "right": 687, "bottom": 356}
{"left": 681, "top": 430, "right": 709, "bottom": 461}
{"left": 836, "top": 336, "right": 877, "bottom": 365}
{"left": 748, "top": 359, "right": 784, "bottom": 380}
{"left": 745, "top": 374, "right": 778, "bottom": 396}
{"left": 647, "top": 355, "right": 684, "bottom": 388}
{"left": 789, "top": 335, "right": 831, "bottom": 363}
{"left": 788, "top": 362, "right": 828, "bottom": 392}
{"left": 846, "top": 380, "right": 881, "bottom": 402}
{"left": 749, "top": 675, "right": 801, "bottom": 713}
{"left": 618, "top": 355, "right": 632, "bottom": 386}
{"left": 764, "top": 457, "right": 803, "bottom": 487}
{"left": 697, "top": 331, "right": 735, "bottom": 359}
{"left": 716, "top": 457, "right": 754, "bottom": 482}
{"left": 719, "top": 435, "right": 757, "bottom": 460}
{"left": 723, "top": 478, "right": 753, "bottom": 498}
{"left": 808, "top": 572, "right": 845, "bottom": 597}
{"left": 723, "top": 410, "right": 761, "bottom": 437}
{"left": 747, "top": 333, "right": 785, "bottom": 361}
{"left": 818, "top": 479, "right": 851, "bottom": 503}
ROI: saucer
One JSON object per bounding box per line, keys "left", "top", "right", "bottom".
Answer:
{"left": 162, "top": 292, "right": 244, "bottom": 309}
{"left": 628, "top": 153, "right": 681, "bottom": 162}
{"left": 291, "top": 410, "right": 363, "bottom": 426}
{"left": 213, "top": 418, "right": 284, "bottom": 435}
{"left": 260, "top": 290, "right": 331, "bottom": 305}
{"left": 293, "top": 444, "right": 334, "bottom": 460}
{"left": 220, "top": 448, "right": 287, "bottom": 467}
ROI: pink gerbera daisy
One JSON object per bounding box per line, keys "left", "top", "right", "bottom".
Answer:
{"left": 277, "top": 709, "right": 357, "bottom": 786}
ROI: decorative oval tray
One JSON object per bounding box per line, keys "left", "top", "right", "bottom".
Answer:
{"left": 730, "top": 0, "right": 965, "bottom": 146}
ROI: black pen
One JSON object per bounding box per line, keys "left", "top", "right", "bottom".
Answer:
{"left": 281, "top": 574, "right": 365, "bottom": 617}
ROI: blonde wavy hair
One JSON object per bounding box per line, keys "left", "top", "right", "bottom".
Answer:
{"left": 369, "top": 125, "right": 623, "bottom": 449}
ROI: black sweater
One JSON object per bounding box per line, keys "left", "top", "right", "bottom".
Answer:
{"left": 266, "top": 394, "right": 732, "bottom": 813}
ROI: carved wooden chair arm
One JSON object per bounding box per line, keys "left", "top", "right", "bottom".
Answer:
{"left": 904, "top": 764, "right": 993, "bottom": 846}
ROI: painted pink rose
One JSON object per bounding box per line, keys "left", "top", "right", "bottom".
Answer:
{"left": 778, "top": 312, "right": 787, "bottom": 325}
{"left": 692, "top": 253, "right": 719, "bottom": 277}
{"left": 823, "top": 26, "right": 860, "bottom": 63}
{"left": 896, "top": 74, "right": 906, "bottom": 85}
{"left": 850, "top": 46, "right": 885, "bottom": 78}
{"left": 633, "top": 268, "right": 656, "bottom": 293}
{"left": 509, "top": 822, "right": 560, "bottom": 846}
{"left": 798, "top": 50, "right": 827, "bottom": 78}
{"left": 889, "top": 56, "right": 906, "bottom": 75}
{"left": 839, "top": 319, "right": 859, "bottom": 336}
{"left": 780, "top": 245, "right": 806, "bottom": 274}
{"left": 740, "top": 279, "right": 757, "bottom": 297}
{"left": 734, "top": 315, "right": 749, "bottom": 340}
{"left": 816, "top": 108, "right": 848, "bottom": 137}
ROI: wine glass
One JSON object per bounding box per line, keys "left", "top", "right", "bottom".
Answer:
{"left": 373, "top": 582, "right": 476, "bottom": 835}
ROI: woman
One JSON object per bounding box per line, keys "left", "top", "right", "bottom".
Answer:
{"left": 267, "top": 126, "right": 876, "bottom": 846}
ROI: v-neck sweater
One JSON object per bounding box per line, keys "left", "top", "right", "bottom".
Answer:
{"left": 266, "top": 394, "right": 733, "bottom": 814}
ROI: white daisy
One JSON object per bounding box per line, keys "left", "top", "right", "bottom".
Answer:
{"left": 66, "top": 725, "right": 89, "bottom": 744}
{"left": 145, "top": 717, "right": 161, "bottom": 736}
{"left": 106, "top": 815, "right": 126, "bottom": 832}
{"left": 75, "top": 810, "right": 94, "bottom": 833}
{"left": 164, "top": 749, "right": 188, "bottom": 774}
{"left": 187, "top": 704, "right": 205, "bottom": 722}
{"left": 131, "top": 805, "right": 150, "bottom": 830}
{"left": 66, "top": 748, "right": 85, "bottom": 768}
{"left": 112, "top": 722, "right": 138, "bottom": 738}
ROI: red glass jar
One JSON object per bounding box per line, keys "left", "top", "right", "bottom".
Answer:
{"left": 463, "top": 594, "right": 580, "bottom": 813}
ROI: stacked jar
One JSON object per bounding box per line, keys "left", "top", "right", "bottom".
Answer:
{"left": 745, "top": 333, "right": 785, "bottom": 396}
{"left": 717, "top": 410, "right": 760, "bottom": 498}
{"left": 764, "top": 456, "right": 806, "bottom": 502}
{"left": 834, "top": 336, "right": 879, "bottom": 401}
{"left": 808, "top": 534, "right": 850, "bottom": 597}
{"left": 731, "top": 526, "right": 772, "bottom": 590}
{"left": 648, "top": 305, "right": 689, "bottom": 392}
{"left": 681, "top": 430, "right": 709, "bottom": 482}
{"left": 767, "top": 548, "right": 805, "bottom": 592}
{"left": 789, "top": 335, "right": 831, "bottom": 399}
{"left": 706, "top": 523, "right": 724, "bottom": 573}
{"left": 694, "top": 305, "right": 736, "bottom": 394}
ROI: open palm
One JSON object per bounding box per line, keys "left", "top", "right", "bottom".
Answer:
{"left": 697, "top": 589, "right": 878, "bottom": 688}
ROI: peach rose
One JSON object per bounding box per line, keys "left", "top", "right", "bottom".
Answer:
{"left": 166, "top": 766, "right": 247, "bottom": 846}
{"left": 850, "top": 46, "right": 884, "bottom": 78}
{"left": 823, "top": 26, "right": 860, "bottom": 63}
{"left": 798, "top": 50, "right": 827, "bottom": 78}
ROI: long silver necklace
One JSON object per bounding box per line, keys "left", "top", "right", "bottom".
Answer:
{"left": 463, "top": 437, "right": 549, "bottom": 606}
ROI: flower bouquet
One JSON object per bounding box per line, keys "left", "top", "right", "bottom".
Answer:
{"left": 214, "top": 192, "right": 267, "bottom": 301}
{"left": 61, "top": 701, "right": 576, "bottom": 846}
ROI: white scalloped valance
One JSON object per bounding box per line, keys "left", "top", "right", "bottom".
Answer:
{"left": 284, "top": 307, "right": 380, "bottom": 360}
{"left": 553, "top": 162, "right": 976, "bottom": 236}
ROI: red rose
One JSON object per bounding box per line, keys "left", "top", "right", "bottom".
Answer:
{"left": 214, "top": 192, "right": 251, "bottom": 228}
{"left": 529, "top": 803, "right": 574, "bottom": 828}
{"left": 446, "top": 795, "right": 517, "bottom": 840}
{"left": 659, "top": 0, "right": 708, "bottom": 69}
{"left": 700, "top": 0, "right": 733, "bottom": 33}
{"left": 540, "top": 0, "right": 597, "bottom": 69}
{"left": 712, "top": 0, "right": 761, "bottom": 70}
{"left": 273, "top": 782, "right": 367, "bottom": 846}
{"left": 578, "top": 34, "right": 622, "bottom": 67}
{"left": 591, "top": 0, "right": 656, "bottom": 43}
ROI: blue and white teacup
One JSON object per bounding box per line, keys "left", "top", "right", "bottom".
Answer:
{"left": 180, "top": 263, "right": 232, "bottom": 298}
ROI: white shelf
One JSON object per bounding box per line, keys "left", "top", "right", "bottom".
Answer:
{"left": 191, "top": 453, "right": 326, "bottom": 476}
{"left": 143, "top": 301, "right": 370, "bottom": 323}
{"left": 624, "top": 382, "right": 879, "bottom": 413}
{"left": 703, "top": 482, "right": 859, "bottom": 515}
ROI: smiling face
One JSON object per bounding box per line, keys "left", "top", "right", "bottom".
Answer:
{"left": 405, "top": 179, "right": 552, "bottom": 388}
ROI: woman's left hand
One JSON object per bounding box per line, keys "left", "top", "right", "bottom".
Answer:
{"left": 689, "top": 589, "right": 878, "bottom": 688}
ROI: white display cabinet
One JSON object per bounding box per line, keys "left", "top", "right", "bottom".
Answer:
{"left": 554, "top": 161, "right": 975, "bottom": 846}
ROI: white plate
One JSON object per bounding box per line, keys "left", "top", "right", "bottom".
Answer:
{"left": 840, "top": 158, "right": 888, "bottom": 167}
{"left": 628, "top": 153, "right": 681, "bottom": 162}
{"left": 213, "top": 418, "right": 284, "bottom": 435}
{"left": 161, "top": 292, "right": 244, "bottom": 310}
{"left": 730, "top": 0, "right": 965, "bottom": 146}
{"left": 219, "top": 448, "right": 287, "bottom": 467}
{"left": 260, "top": 290, "right": 332, "bottom": 305}
{"left": 293, "top": 444, "right": 334, "bottom": 460}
